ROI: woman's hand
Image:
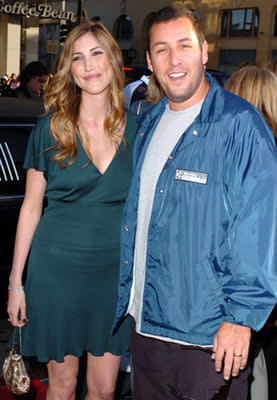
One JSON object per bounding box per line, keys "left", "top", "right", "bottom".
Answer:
{"left": 7, "top": 289, "right": 27, "bottom": 327}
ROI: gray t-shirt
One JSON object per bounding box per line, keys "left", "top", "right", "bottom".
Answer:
{"left": 127, "top": 100, "right": 203, "bottom": 341}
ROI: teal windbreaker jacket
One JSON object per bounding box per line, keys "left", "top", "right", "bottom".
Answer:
{"left": 114, "top": 73, "right": 277, "bottom": 345}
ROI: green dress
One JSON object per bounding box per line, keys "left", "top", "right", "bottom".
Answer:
{"left": 21, "top": 112, "right": 137, "bottom": 363}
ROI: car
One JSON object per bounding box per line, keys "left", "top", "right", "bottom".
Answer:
{"left": 0, "top": 97, "right": 44, "bottom": 317}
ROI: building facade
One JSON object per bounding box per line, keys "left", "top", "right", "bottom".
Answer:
{"left": 0, "top": 0, "right": 277, "bottom": 76}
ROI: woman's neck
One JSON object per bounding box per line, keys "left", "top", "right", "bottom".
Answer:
{"left": 79, "top": 92, "right": 110, "bottom": 125}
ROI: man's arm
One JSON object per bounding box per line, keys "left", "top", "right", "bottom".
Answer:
{"left": 212, "top": 112, "right": 277, "bottom": 380}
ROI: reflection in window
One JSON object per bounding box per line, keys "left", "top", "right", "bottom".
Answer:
{"left": 220, "top": 8, "right": 259, "bottom": 37}
{"left": 114, "top": 15, "right": 133, "bottom": 41}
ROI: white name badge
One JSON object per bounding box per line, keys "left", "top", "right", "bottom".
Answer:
{"left": 175, "top": 169, "right": 208, "bottom": 185}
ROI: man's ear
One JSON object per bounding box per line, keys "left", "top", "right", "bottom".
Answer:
{"left": 146, "top": 51, "right": 153, "bottom": 73}
{"left": 202, "top": 40, "right": 208, "bottom": 66}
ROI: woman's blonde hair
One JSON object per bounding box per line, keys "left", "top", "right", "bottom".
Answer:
{"left": 265, "top": 58, "right": 277, "bottom": 76}
{"left": 44, "top": 21, "right": 125, "bottom": 168}
{"left": 145, "top": 74, "right": 164, "bottom": 104}
{"left": 225, "top": 65, "right": 277, "bottom": 142}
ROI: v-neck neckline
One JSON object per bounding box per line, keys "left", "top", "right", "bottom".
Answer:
{"left": 77, "top": 131, "right": 124, "bottom": 177}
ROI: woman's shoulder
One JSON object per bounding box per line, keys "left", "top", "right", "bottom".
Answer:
{"left": 124, "top": 110, "right": 138, "bottom": 144}
{"left": 35, "top": 112, "right": 52, "bottom": 129}
{"left": 31, "top": 112, "right": 54, "bottom": 146}
{"left": 125, "top": 110, "right": 138, "bottom": 131}
{"left": 126, "top": 109, "right": 137, "bottom": 126}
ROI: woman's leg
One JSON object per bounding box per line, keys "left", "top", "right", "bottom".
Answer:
{"left": 86, "top": 352, "right": 121, "bottom": 400}
{"left": 46, "top": 355, "right": 79, "bottom": 400}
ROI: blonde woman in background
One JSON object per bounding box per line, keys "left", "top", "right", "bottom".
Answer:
{"left": 225, "top": 64, "right": 277, "bottom": 143}
{"left": 266, "top": 57, "right": 277, "bottom": 77}
{"left": 7, "top": 21, "right": 136, "bottom": 400}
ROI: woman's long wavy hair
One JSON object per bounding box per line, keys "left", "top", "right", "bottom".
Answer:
{"left": 225, "top": 65, "right": 277, "bottom": 143}
{"left": 44, "top": 22, "right": 126, "bottom": 168}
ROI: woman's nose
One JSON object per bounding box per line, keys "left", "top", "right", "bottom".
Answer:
{"left": 84, "top": 57, "right": 93, "bottom": 71}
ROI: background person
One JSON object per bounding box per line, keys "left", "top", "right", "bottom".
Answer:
{"left": 15, "top": 61, "right": 48, "bottom": 100}
{"left": 7, "top": 21, "right": 136, "bottom": 400}
{"left": 113, "top": 5, "right": 277, "bottom": 400}
{"left": 124, "top": 74, "right": 150, "bottom": 110}
{"left": 8, "top": 73, "right": 20, "bottom": 91}
{"left": 0, "top": 75, "right": 9, "bottom": 96}
{"left": 266, "top": 58, "right": 277, "bottom": 76}
{"left": 225, "top": 64, "right": 277, "bottom": 143}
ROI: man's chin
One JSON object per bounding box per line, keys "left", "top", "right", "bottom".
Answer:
{"left": 167, "top": 93, "right": 190, "bottom": 104}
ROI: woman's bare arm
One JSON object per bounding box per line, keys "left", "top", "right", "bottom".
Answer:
{"left": 7, "top": 168, "right": 46, "bottom": 326}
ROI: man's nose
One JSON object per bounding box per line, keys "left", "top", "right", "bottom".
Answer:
{"left": 169, "top": 47, "right": 181, "bottom": 66}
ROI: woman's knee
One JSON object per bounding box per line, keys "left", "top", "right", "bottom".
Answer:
{"left": 87, "top": 382, "right": 115, "bottom": 400}
{"left": 48, "top": 375, "right": 77, "bottom": 399}
{"left": 47, "top": 358, "right": 78, "bottom": 399}
{"left": 86, "top": 352, "right": 120, "bottom": 400}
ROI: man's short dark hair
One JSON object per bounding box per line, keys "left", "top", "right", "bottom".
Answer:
{"left": 19, "top": 61, "right": 48, "bottom": 86}
{"left": 146, "top": 5, "right": 205, "bottom": 51}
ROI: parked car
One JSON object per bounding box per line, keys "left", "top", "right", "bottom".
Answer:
{"left": 0, "top": 97, "right": 44, "bottom": 317}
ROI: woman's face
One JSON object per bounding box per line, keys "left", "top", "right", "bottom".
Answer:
{"left": 70, "top": 32, "right": 113, "bottom": 98}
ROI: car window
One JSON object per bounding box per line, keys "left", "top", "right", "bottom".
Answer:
{"left": 0, "top": 125, "right": 33, "bottom": 195}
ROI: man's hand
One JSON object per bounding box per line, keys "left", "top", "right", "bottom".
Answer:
{"left": 211, "top": 321, "right": 251, "bottom": 381}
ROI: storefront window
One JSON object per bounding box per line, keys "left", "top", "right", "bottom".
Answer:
{"left": 220, "top": 8, "right": 259, "bottom": 38}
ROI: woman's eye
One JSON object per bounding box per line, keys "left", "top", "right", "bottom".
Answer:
{"left": 92, "top": 50, "right": 103, "bottom": 56}
{"left": 72, "top": 55, "right": 82, "bottom": 62}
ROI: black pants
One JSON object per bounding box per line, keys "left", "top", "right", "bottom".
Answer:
{"left": 131, "top": 325, "right": 250, "bottom": 400}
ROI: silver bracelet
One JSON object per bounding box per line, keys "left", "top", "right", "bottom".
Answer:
{"left": 8, "top": 286, "right": 24, "bottom": 291}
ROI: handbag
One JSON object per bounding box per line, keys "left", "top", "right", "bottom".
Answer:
{"left": 2, "top": 326, "right": 31, "bottom": 395}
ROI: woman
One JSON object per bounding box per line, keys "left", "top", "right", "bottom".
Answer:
{"left": 225, "top": 64, "right": 277, "bottom": 142}
{"left": 266, "top": 57, "right": 277, "bottom": 76}
{"left": 7, "top": 22, "right": 136, "bottom": 400}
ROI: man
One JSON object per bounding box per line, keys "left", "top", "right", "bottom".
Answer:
{"left": 113, "top": 5, "right": 277, "bottom": 400}
{"left": 124, "top": 74, "right": 150, "bottom": 110}
{"left": 15, "top": 61, "right": 48, "bottom": 100}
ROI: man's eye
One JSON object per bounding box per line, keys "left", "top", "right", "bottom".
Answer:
{"left": 156, "top": 48, "right": 167, "bottom": 54}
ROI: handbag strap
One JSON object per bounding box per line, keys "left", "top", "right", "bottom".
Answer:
{"left": 12, "top": 327, "right": 22, "bottom": 354}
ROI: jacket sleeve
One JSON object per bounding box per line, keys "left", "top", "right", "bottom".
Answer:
{"left": 222, "top": 110, "right": 277, "bottom": 331}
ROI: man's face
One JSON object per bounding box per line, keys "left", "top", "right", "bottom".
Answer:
{"left": 27, "top": 75, "right": 48, "bottom": 97}
{"left": 146, "top": 17, "right": 209, "bottom": 110}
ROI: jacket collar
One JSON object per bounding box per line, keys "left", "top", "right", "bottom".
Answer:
{"left": 138, "top": 72, "right": 225, "bottom": 129}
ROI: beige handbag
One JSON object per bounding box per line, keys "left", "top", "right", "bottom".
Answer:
{"left": 2, "top": 327, "right": 31, "bottom": 395}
